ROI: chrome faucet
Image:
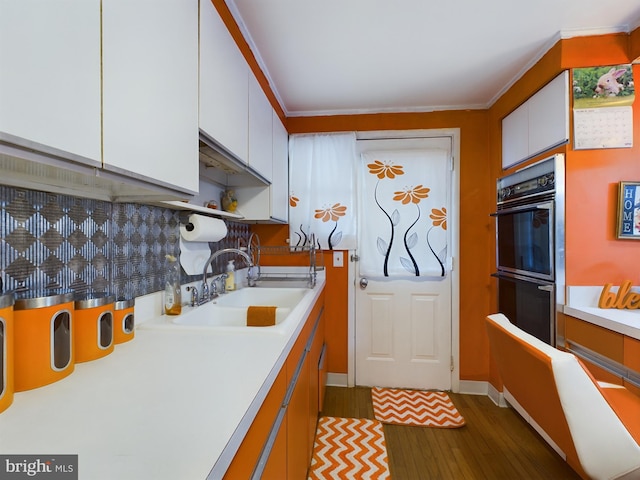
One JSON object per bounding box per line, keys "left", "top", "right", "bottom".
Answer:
{"left": 200, "top": 248, "right": 255, "bottom": 304}
{"left": 186, "top": 286, "right": 199, "bottom": 307}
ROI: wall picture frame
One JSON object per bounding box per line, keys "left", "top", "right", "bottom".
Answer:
{"left": 616, "top": 181, "right": 640, "bottom": 239}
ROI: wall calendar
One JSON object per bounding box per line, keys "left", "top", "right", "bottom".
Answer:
{"left": 573, "top": 106, "right": 633, "bottom": 149}
{"left": 572, "top": 65, "right": 634, "bottom": 150}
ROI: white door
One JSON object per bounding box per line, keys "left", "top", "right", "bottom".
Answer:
{"left": 355, "top": 136, "right": 454, "bottom": 390}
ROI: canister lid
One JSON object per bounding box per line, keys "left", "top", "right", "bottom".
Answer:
{"left": 114, "top": 298, "right": 135, "bottom": 310}
{"left": 14, "top": 289, "right": 75, "bottom": 310}
{"left": 74, "top": 292, "right": 116, "bottom": 310}
{"left": 0, "top": 291, "right": 15, "bottom": 309}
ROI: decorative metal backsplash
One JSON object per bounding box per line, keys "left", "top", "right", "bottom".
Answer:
{"left": 0, "top": 186, "right": 249, "bottom": 300}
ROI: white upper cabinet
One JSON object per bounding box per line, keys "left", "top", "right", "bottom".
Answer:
{"left": 248, "top": 74, "right": 274, "bottom": 182}
{"left": 200, "top": 0, "right": 249, "bottom": 164}
{"left": 501, "top": 102, "right": 529, "bottom": 169}
{"left": 528, "top": 72, "right": 570, "bottom": 157}
{"left": 271, "top": 112, "right": 289, "bottom": 222}
{"left": 502, "top": 71, "right": 569, "bottom": 169}
{"left": 0, "top": 0, "right": 101, "bottom": 164}
{"left": 102, "top": 0, "right": 199, "bottom": 194}
{"left": 233, "top": 112, "right": 288, "bottom": 223}
{"left": 0, "top": 0, "right": 198, "bottom": 198}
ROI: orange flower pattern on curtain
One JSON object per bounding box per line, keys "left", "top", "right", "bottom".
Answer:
{"left": 314, "top": 203, "right": 348, "bottom": 249}
{"left": 367, "top": 160, "right": 405, "bottom": 276}
{"left": 428, "top": 207, "right": 448, "bottom": 276}
{"left": 362, "top": 150, "right": 449, "bottom": 277}
{"left": 368, "top": 160, "right": 404, "bottom": 179}
{"left": 393, "top": 185, "right": 430, "bottom": 274}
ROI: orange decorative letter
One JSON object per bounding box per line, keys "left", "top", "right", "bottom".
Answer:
{"left": 598, "top": 280, "right": 640, "bottom": 309}
{"left": 598, "top": 283, "right": 616, "bottom": 308}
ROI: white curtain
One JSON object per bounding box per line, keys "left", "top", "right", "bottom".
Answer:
{"left": 359, "top": 149, "right": 450, "bottom": 277}
{"left": 288, "top": 133, "right": 357, "bottom": 250}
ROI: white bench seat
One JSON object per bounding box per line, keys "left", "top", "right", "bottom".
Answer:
{"left": 486, "top": 313, "right": 640, "bottom": 480}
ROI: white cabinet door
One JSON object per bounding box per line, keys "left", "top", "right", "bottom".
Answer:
{"left": 502, "top": 71, "right": 569, "bottom": 169}
{"left": 0, "top": 0, "right": 101, "bottom": 164}
{"left": 271, "top": 113, "right": 289, "bottom": 222}
{"left": 501, "top": 102, "right": 529, "bottom": 169}
{"left": 200, "top": 0, "right": 249, "bottom": 164}
{"left": 102, "top": 0, "right": 199, "bottom": 194}
{"left": 528, "top": 71, "right": 569, "bottom": 157}
{"left": 234, "top": 112, "right": 288, "bottom": 223}
{"left": 248, "top": 74, "right": 273, "bottom": 181}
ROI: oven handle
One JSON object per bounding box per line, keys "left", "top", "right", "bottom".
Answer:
{"left": 490, "top": 202, "right": 553, "bottom": 217}
{"left": 491, "top": 271, "right": 554, "bottom": 286}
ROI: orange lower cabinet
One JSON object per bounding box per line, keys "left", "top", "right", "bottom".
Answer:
{"left": 308, "top": 311, "right": 324, "bottom": 457}
{"left": 224, "top": 289, "right": 325, "bottom": 479}
{"left": 223, "top": 369, "right": 287, "bottom": 479}
{"left": 624, "top": 336, "right": 640, "bottom": 373}
{"left": 318, "top": 344, "right": 328, "bottom": 412}
{"left": 262, "top": 411, "right": 287, "bottom": 479}
{"left": 565, "top": 315, "right": 624, "bottom": 363}
{"left": 624, "top": 336, "right": 640, "bottom": 398}
{"left": 287, "top": 351, "right": 311, "bottom": 480}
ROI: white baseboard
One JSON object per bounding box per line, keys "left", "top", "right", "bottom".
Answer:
{"left": 487, "top": 382, "right": 508, "bottom": 407}
{"left": 458, "top": 380, "right": 489, "bottom": 395}
{"left": 460, "top": 380, "right": 508, "bottom": 408}
{"left": 326, "top": 373, "right": 348, "bottom": 387}
{"left": 326, "top": 375, "right": 509, "bottom": 407}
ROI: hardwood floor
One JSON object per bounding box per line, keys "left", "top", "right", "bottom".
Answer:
{"left": 319, "top": 386, "right": 582, "bottom": 480}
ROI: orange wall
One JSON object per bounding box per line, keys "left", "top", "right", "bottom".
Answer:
{"left": 632, "top": 28, "right": 640, "bottom": 60}
{"left": 563, "top": 53, "right": 640, "bottom": 286}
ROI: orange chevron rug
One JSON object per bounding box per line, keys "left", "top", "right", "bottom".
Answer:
{"left": 371, "top": 387, "right": 466, "bottom": 428}
{"left": 308, "top": 416, "right": 391, "bottom": 480}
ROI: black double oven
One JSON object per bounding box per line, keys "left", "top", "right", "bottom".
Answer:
{"left": 492, "top": 155, "right": 565, "bottom": 346}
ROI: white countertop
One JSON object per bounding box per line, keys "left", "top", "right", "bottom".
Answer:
{"left": 0, "top": 273, "right": 325, "bottom": 480}
{"left": 563, "top": 286, "right": 640, "bottom": 340}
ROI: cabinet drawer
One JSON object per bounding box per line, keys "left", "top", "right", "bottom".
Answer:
{"left": 625, "top": 336, "right": 640, "bottom": 373}
{"left": 565, "top": 316, "right": 624, "bottom": 363}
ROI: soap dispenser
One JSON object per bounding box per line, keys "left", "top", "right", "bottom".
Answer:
{"left": 164, "top": 255, "right": 182, "bottom": 315}
{"left": 225, "top": 260, "right": 236, "bottom": 291}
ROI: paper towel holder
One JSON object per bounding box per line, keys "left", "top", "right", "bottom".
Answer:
{"left": 179, "top": 212, "right": 194, "bottom": 230}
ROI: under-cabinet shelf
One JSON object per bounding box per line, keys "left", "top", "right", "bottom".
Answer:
{"left": 154, "top": 200, "right": 244, "bottom": 219}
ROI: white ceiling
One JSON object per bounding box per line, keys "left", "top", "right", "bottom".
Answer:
{"left": 227, "top": 0, "right": 640, "bottom": 117}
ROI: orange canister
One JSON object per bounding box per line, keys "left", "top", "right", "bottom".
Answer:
{"left": 14, "top": 289, "right": 75, "bottom": 392}
{"left": 74, "top": 293, "right": 115, "bottom": 363}
{"left": 0, "top": 292, "right": 15, "bottom": 413}
{"left": 113, "top": 298, "right": 135, "bottom": 344}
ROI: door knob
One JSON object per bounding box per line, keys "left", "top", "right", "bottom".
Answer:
{"left": 359, "top": 277, "right": 368, "bottom": 289}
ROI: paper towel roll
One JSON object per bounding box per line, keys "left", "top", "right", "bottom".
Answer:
{"left": 180, "top": 214, "right": 228, "bottom": 243}
{"left": 179, "top": 237, "right": 211, "bottom": 275}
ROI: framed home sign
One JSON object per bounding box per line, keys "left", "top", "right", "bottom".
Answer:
{"left": 617, "top": 181, "right": 640, "bottom": 239}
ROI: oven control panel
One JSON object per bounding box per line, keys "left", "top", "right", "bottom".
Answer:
{"left": 498, "top": 172, "right": 555, "bottom": 202}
